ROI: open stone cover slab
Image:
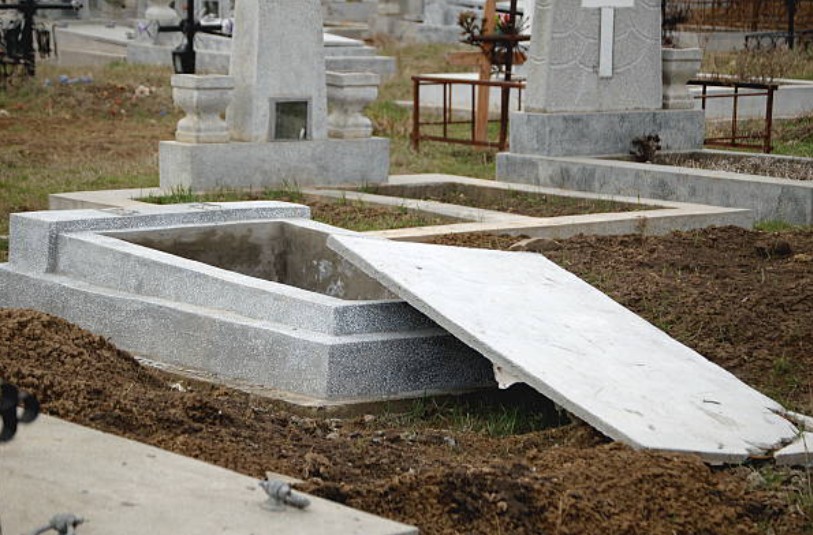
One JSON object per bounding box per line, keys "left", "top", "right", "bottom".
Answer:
{"left": 327, "top": 235, "right": 801, "bottom": 463}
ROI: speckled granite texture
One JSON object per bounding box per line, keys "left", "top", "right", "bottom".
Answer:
{"left": 1, "top": 203, "right": 494, "bottom": 402}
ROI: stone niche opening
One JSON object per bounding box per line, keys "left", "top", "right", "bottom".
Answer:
{"left": 115, "top": 220, "right": 395, "bottom": 301}
{"left": 271, "top": 99, "right": 310, "bottom": 141}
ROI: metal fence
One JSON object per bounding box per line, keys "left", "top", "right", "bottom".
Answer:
{"left": 411, "top": 75, "right": 525, "bottom": 152}
{"left": 689, "top": 78, "right": 778, "bottom": 152}
{"left": 664, "top": 0, "right": 813, "bottom": 31}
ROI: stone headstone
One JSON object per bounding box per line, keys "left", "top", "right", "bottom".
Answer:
{"left": 227, "top": 0, "right": 327, "bottom": 142}
{"left": 524, "top": 0, "right": 662, "bottom": 113}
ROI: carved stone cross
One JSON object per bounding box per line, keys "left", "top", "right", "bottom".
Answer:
{"left": 582, "top": 0, "right": 634, "bottom": 78}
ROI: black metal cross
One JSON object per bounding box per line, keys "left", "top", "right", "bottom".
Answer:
{"left": 1, "top": 381, "right": 40, "bottom": 442}
{"left": 157, "top": 0, "right": 231, "bottom": 74}
{"left": 0, "top": 0, "right": 81, "bottom": 75}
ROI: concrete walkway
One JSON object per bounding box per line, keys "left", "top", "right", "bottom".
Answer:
{"left": 1, "top": 415, "right": 417, "bottom": 535}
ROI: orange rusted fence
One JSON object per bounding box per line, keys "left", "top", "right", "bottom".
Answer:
{"left": 411, "top": 75, "right": 525, "bottom": 152}
{"left": 689, "top": 78, "right": 778, "bottom": 153}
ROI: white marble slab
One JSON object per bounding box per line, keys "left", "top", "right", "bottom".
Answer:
{"left": 775, "top": 432, "right": 813, "bottom": 466}
{"left": 327, "top": 235, "right": 799, "bottom": 463}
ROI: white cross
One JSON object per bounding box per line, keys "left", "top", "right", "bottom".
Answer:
{"left": 582, "top": 0, "right": 635, "bottom": 78}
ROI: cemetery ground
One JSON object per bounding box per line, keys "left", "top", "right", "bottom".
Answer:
{"left": 0, "top": 45, "right": 812, "bottom": 533}
{"left": 2, "top": 225, "right": 813, "bottom": 534}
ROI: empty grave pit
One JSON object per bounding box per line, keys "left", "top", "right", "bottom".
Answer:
{"left": 113, "top": 219, "right": 397, "bottom": 301}
{"left": 2, "top": 207, "right": 496, "bottom": 402}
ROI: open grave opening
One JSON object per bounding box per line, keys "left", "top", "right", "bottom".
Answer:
{"left": 114, "top": 220, "right": 397, "bottom": 301}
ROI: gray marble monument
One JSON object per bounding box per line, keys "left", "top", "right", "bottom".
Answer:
{"left": 227, "top": 0, "right": 327, "bottom": 142}
{"left": 159, "top": 0, "right": 388, "bottom": 191}
{"left": 525, "top": 0, "right": 661, "bottom": 112}
{"left": 500, "top": 0, "right": 704, "bottom": 158}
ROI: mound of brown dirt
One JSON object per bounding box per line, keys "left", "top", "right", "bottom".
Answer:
{"left": 1, "top": 226, "right": 812, "bottom": 534}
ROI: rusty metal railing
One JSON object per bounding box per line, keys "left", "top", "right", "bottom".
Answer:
{"left": 411, "top": 75, "right": 525, "bottom": 152}
{"left": 665, "top": 0, "right": 813, "bottom": 33}
{"left": 689, "top": 78, "right": 779, "bottom": 153}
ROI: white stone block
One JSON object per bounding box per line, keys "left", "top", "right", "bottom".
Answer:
{"left": 327, "top": 235, "right": 800, "bottom": 463}
{"left": 775, "top": 432, "right": 813, "bottom": 466}
{"left": 525, "top": 0, "right": 662, "bottom": 112}
{"left": 227, "top": 0, "right": 328, "bottom": 142}
{"left": 172, "top": 74, "right": 233, "bottom": 144}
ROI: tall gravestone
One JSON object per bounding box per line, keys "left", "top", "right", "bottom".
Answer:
{"left": 227, "top": 0, "right": 327, "bottom": 142}
{"left": 158, "top": 0, "right": 389, "bottom": 190}
{"left": 525, "top": 0, "right": 661, "bottom": 112}
{"left": 501, "top": 0, "right": 703, "bottom": 158}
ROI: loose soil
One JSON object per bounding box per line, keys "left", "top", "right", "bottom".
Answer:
{"left": 361, "top": 182, "right": 655, "bottom": 217}
{"left": 654, "top": 152, "right": 813, "bottom": 181}
{"left": 2, "top": 226, "right": 812, "bottom": 534}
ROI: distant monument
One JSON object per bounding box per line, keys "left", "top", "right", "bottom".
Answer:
{"left": 502, "top": 0, "right": 703, "bottom": 157}
{"left": 159, "top": 0, "right": 388, "bottom": 191}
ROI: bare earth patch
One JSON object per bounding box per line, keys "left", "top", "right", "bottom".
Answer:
{"left": 2, "top": 226, "right": 812, "bottom": 534}
{"left": 144, "top": 190, "right": 455, "bottom": 231}
{"left": 359, "top": 182, "right": 655, "bottom": 217}
{"left": 654, "top": 153, "right": 813, "bottom": 181}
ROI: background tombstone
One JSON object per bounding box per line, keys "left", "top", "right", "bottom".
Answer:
{"left": 500, "top": 0, "right": 704, "bottom": 158}
{"left": 158, "top": 0, "right": 389, "bottom": 190}
{"left": 227, "top": 0, "right": 327, "bottom": 142}
{"left": 525, "top": 0, "right": 661, "bottom": 113}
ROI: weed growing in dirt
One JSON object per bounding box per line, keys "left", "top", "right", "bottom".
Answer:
{"left": 386, "top": 386, "right": 566, "bottom": 437}
{"left": 755, "top": 220, "right": 800, "bottom": 232}
{"left": 141, "top": 185, "right": 451, "bottom": 232}
{"left": 752, "top": 463, "right": 813, "bottom": 529}
{"left": 703, "top": 47, "right": 813, "bottom": 82}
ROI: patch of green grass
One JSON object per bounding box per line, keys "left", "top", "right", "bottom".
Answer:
{"left": 387, "top": 386, "right": 564, "bottom": 437}
{"left": 0, "top": 62, "right": 178, "bottom": 236}
{"left": 702, "top": 48, "right": 813, "bottom": 82}
{"left": 142, "top": 184, "right": 305, "bottom": 205}
{"left": 754, "top": 220, "right": 797, "bottom": 232}
{"left": 366, "top": 102, "right": 497, "bottom": 180}
{"left": 324, "top": 201, "right": 446, "bottom": 231}
{"left": 773, "top": 115, "right": 813, "bottom": 158}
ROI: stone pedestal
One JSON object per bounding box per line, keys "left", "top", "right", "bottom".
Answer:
{"left": 662, "top": 47, "right": 703, "bottom": 110}
{"left": 159, "top": 138, "right": 390, "bottom": 190}
{"left": 508, "top": 108, "right": 705, "bottom": 157}
{"left": 327, "top": 72, "right": 378, "bottom": 139}
{"left": 172, "top": 75, "right": 233, "bottom": 144}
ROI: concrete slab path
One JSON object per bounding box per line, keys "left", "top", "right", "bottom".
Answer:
{"left": 0, "top": 415, "right": 417, "bottom": 535}
{"left": 328, "top": 235, "right": 800, "bottom": 464}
